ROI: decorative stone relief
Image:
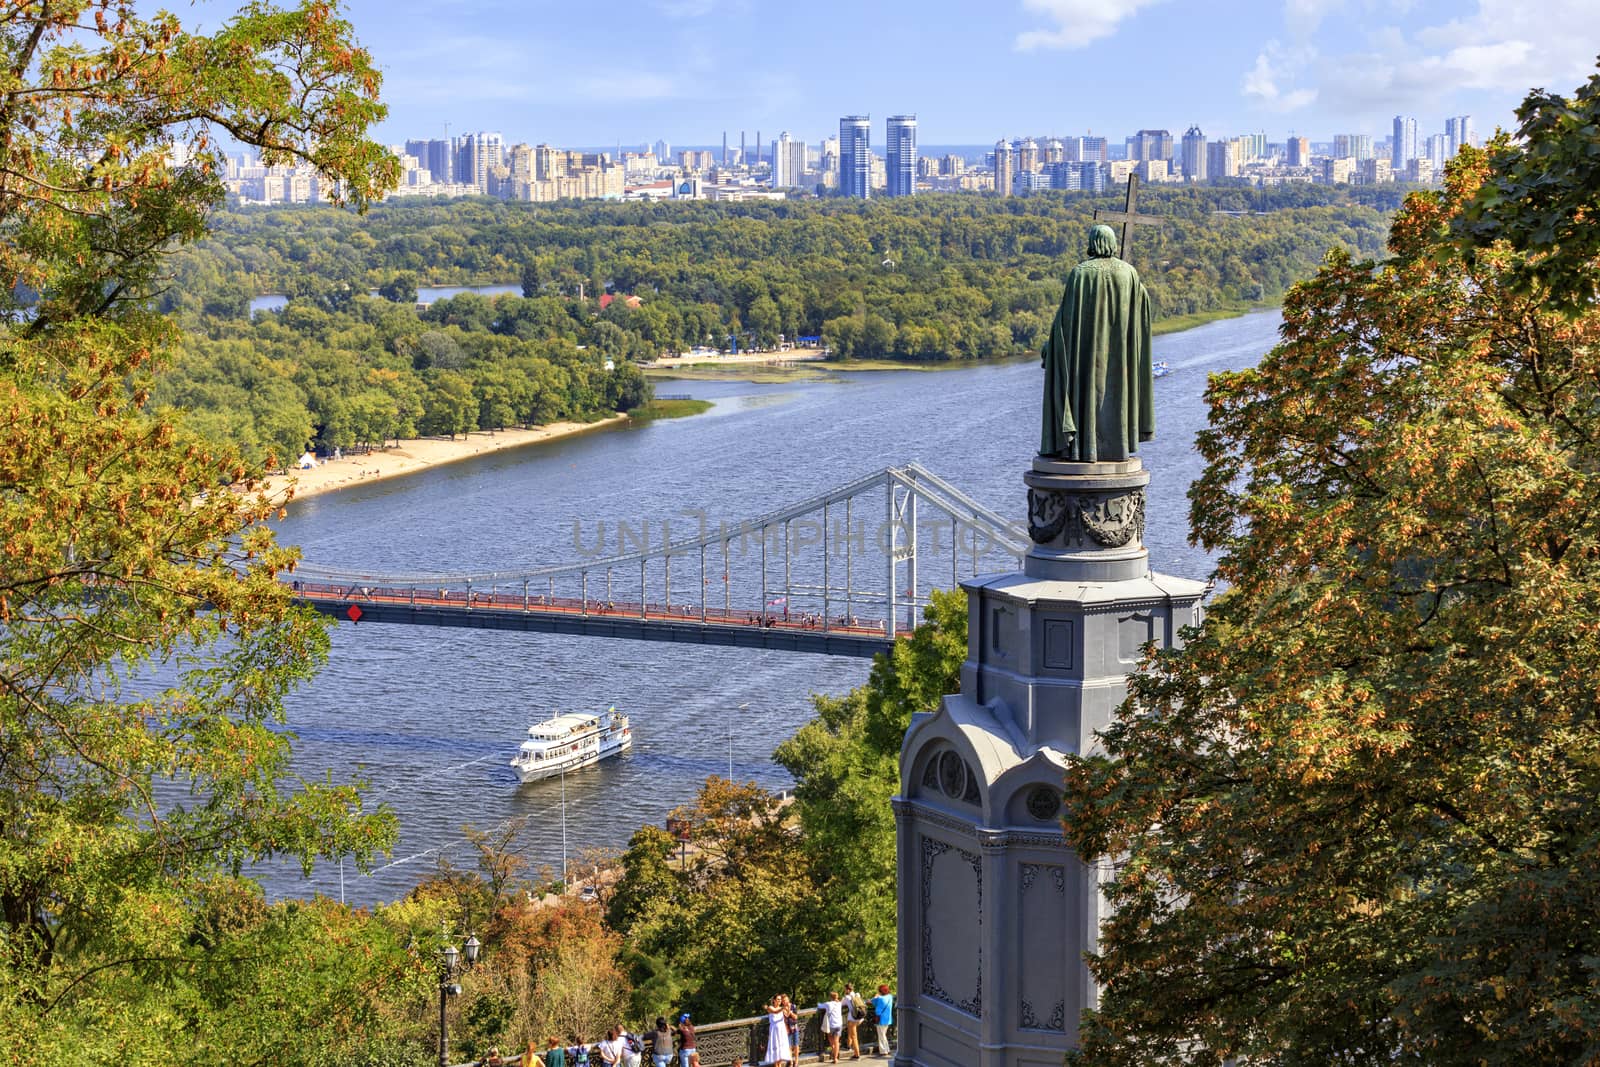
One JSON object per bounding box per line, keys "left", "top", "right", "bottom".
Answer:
{"left": 1018, "top": 862, "right": 1067, "bottom": 1032}
{"left": 1027, "top": 487, "right": 1147, "bottom": 549}
{"left": 1026, "top": 786, "right": 1062, "bottom": 822}
{"left": 1027, "top": 488, "right": 1070, "bottom": 543}
{"left": 920, "top": 836, "right": 983, "bottom": 1018}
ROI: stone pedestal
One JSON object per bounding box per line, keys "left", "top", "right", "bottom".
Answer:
{"left": 893, "top": 457, "right": 1206, "bottom": 1067}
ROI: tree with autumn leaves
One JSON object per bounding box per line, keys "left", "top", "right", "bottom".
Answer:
{"left": 0, "top": 2, "right": 422, "bottom": 1061}
{"left": 1062, "top": 69, "right": 1600, "bottom": 1065}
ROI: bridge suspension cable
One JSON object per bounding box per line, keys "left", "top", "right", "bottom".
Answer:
{"left": 289, "top": 464, "right": 1027, "bottom": 652}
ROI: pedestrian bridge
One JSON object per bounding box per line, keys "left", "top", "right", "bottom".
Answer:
{"left": 290, "top": 463, "right": 1028, "bottom": 658}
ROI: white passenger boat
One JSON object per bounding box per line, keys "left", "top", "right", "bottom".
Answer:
{"left": 1153, "top": 360, "right": 1171, "bottom": 379}
{"left": 510, "top": 707, "right": 631, "bottom": 783}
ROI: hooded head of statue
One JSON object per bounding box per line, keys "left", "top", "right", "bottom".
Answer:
{"left": 1087, "top": 223, "right": 1120, "bottom": 259}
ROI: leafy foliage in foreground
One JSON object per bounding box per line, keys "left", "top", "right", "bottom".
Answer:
{"left": 0, "top": 1, "right": 422, "bottom": 1061}
{"left": 1062, "top": 76, "right": 1600, "bottom": 1065}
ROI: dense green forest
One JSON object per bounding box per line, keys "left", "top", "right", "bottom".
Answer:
{"left": 163, "top": 185, "right": 1400, "bottom": 469}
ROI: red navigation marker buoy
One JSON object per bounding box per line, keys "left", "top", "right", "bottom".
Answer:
{"left": 346, "top": 604, "right": 363, "bottom": 623}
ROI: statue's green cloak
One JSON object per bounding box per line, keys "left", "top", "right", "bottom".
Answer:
{"left": 1040, "top": 225, "right": 1155, "bottom": 461}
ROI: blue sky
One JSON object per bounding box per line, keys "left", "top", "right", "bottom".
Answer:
{"left": 185, "top": 0, "right": 1600, "bottom": 147}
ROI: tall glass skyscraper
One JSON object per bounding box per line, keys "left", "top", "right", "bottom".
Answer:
{"left": 886, "top": 115, "right": 917, "bottom": 198}
{"left": 839, "top": 115, "right": 871, "bottom": 199}
{"left": 1392, "top": 115, "right": 1418, "bottom": 167}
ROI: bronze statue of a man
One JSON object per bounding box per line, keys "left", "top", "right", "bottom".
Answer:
{"left": 1040, "top": 224, "right": 1155, "bottom": 462}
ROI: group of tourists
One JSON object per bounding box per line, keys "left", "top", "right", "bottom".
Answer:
{"left": 514, "top": 1014, "right": 693, "bottom": 1067}
{"left": 764, "top": 983, "right": 896, "bottom": 1066}
{"left": 501, "top": 984, "right": 893, "bottom": 1067}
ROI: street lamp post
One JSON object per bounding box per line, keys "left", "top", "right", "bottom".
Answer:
{"left": 730, "top": 702, "right": 749, "bottom": 781}
{"left": 437, "top": 931, "right": 481, "bottom": 1067}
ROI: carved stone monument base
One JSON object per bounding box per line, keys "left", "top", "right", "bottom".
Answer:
{"left": 893, "top": 460, "right": 1206, "bottom": 1067}
{"left": 1024, "top": 456, "right": 1149, "bottom": 583}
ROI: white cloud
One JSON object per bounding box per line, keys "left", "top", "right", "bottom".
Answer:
{"left": 1246, "top": 0, "right": 1600, "bottom": 121}
{"left": 1242, "top": 42, "right": 1319, "bottom": 112}
{"left": 1014, "top": 0, "right": 1166, "bottom": 51}
{"left": 1283, "top": 0, "right": 1342, "bottom": 37}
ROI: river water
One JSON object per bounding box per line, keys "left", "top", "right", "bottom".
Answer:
{"left": 264, "top": 310, "right": 1284, "bottom": 904}
{"left": 250, "top": 282, "right": 521, "bottom": 315}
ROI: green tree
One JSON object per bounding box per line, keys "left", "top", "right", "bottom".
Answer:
{"left": 379, "top": 271, "right": 420, "bottom": 304}
{"left": 0, "top": 1, "right": 401, "bottom": 1058}
{"left": 1453, "top": 65, "right": 1600, "bottom": 315}
{"left": 1061, "top": 121, "right": 1600, "bottom": 1064}
{"left": 774, "top": 588, "right": 967, "bottom": 989}
{"left": 422, "top": 369, "right": 476, "bottom": 438}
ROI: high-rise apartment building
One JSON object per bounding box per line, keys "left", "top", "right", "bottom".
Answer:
{"left": 455, "top": 131, "right": 503, "bottom": 191}
{"left": 404, "top": 139, "right": 432, "bottom": 178}
{"left": 1392, "top": 116, "right": 1418, "bottom": 167}
{"left": 411, "top": 139, "right": 452, "bottom": 184}
{"left": 994, "top": 139, "right": 1014, "bottom": 196}
{"left": 1331, "top": 134, "right": 1373, "bottom": 160}
{"left": 839, "top": 116, "right": 871, "bottom": 199}
{"left": 653, "top": 140, "right": 670, "bottom": 164}
{"left": 772, "top": 132, "right": 808, "bottom": 188}
{"left": 1358, "top": 158, "right": 1393, "bottom": 185}
{"left": 1017, "top": 138, "right": 1040, "bottom": 174}
{"left": 1238, "top": 132, "right": 1267, "bottom": 162}
{"left": 1181, "top": 125, "right": 1206, "bottom": 182}
{"left": 1428, "top": 133, "right": 1451, "bottom": 165}
{"left": 1129, "top": 129, "right": 1174, "bottom": 162}
{"left": 1060, "top": 135, "right": 1110, "bottom": 163}
{"left": 508, "top": 143, "right": 534, "bottom": 183}
{"left": 1445, "top": 116, "right": 1476, "bottom": 157}
{"left": 534, "top": 144, "right": 558, "bottom": 181}
{"left": 886, "top": 115, "right": 917, "bottom": 197}
{"left": 1207, "top": 138, "right": 1239, "bottom": 179}
{"left": 1044, "top": 139, "right": 1065, "bottom": 165}
{"left": 1287, "top": 136, "right": 1310, "bottom": 166}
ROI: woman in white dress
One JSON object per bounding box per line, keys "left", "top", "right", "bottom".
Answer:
{"left": 765, "top": 997, "right": 793, "bottom": 1067}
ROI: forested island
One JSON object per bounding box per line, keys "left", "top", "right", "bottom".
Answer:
{"left": 164, "top": 186, "right": 1401, "bottom": 469}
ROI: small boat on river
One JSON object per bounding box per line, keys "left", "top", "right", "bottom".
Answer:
{"left": 511, "top": 707, "right": 631, "bottom": 783}
{"left": 1153, "top": 360, "right": 1171, "bottom": 379}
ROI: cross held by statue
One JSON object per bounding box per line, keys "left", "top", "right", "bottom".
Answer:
{"left": 1094, "top": 173, "right": 1165, "bottom": 264}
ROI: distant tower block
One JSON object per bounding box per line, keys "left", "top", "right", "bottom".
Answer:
{"left": 840, "top": 115, "right": 872, "bottom": 199}
{"left": 894, "top": 451, "right": 1206, "bottom": 1064}
{"left": 887, "top": 115, "right": 917, "bottom": 197}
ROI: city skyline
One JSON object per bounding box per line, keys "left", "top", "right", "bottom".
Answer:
{"left": 176, "top": 0, "right": 1599, "bottom": 146}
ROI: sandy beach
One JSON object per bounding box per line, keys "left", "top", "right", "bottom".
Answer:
{"left": 256, "top": 415, "right": 629, "bottom": 505}
{"left": 648, "top": 345, "right": 827, "bottom": 368}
